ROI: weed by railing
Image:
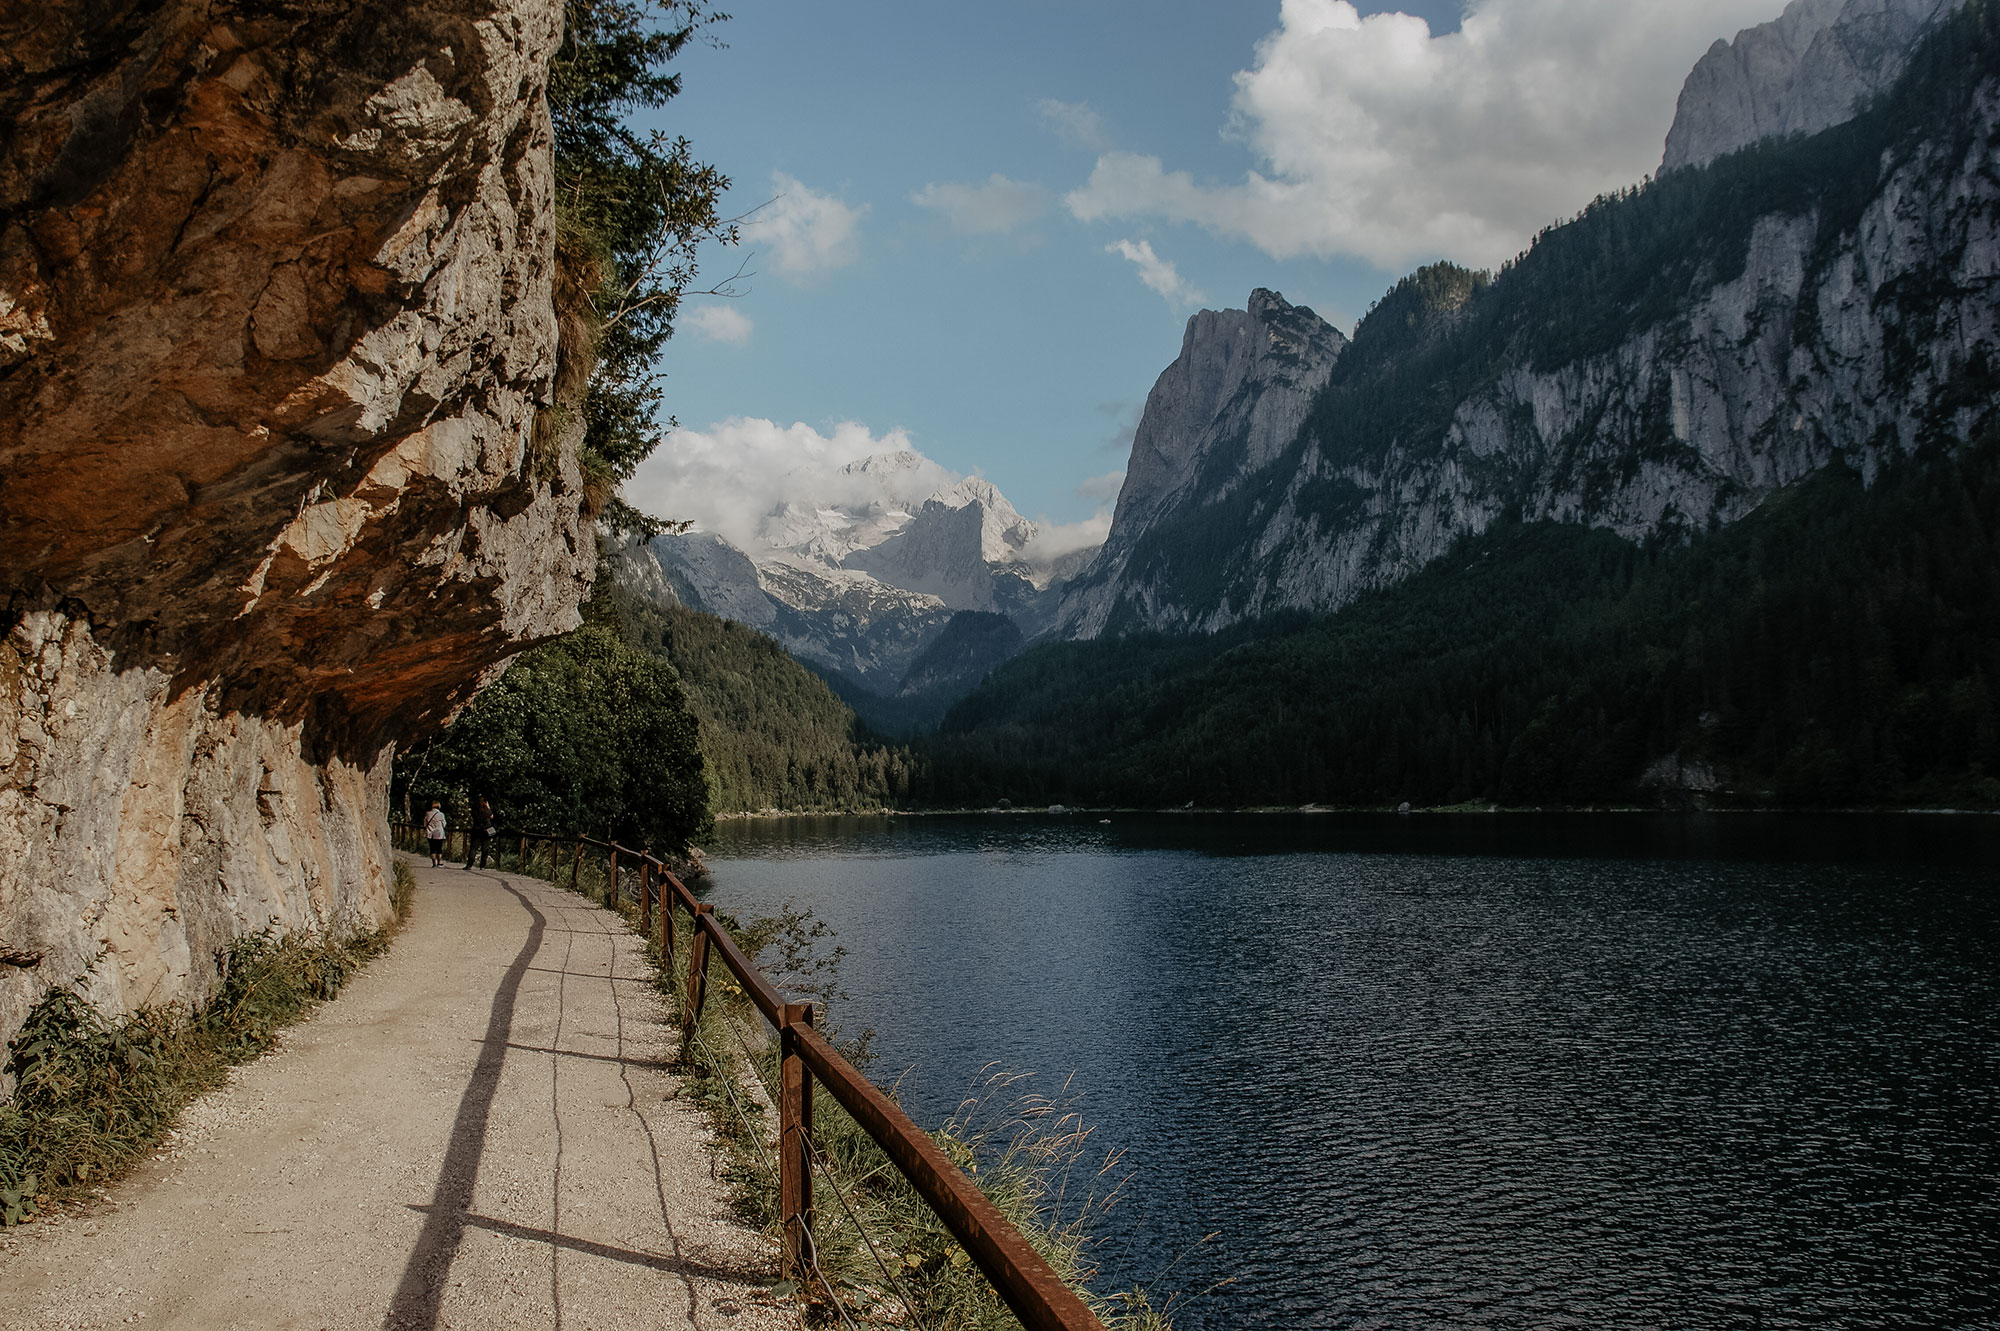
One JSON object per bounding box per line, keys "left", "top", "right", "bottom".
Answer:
{"left": 394, "top": 820, "right": 1123, "bottom": 1331}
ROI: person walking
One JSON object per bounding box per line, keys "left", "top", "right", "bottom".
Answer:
{"left": 464, "top": 795, "right": 494, "bottom": 870}
{"left": 423, "top": 800, "right": 448, "bottom": 867}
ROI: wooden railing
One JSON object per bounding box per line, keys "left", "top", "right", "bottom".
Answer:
{"left": 393, "top": 820, "right": 1107, "bottom": 1331}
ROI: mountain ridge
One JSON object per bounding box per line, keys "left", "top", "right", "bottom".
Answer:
{"left": 651, "top": 459, "right": 1083, "bottom": 698}
{"left": 1055, "top": 0, "right": 2000, "bottom": 640}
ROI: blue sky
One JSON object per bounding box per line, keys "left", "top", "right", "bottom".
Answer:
{"left": 626, "top": 0, "right": 1784, "bottom": 545}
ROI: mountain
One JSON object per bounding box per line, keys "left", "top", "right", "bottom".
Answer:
{"left": 1053, "top": 2, "right": 2000, "bottom": 640}
{"left": 597, "top": 553, "right": 915, "bottom": 813}
{"left": 1053, "top": 289, "right": 1349, "bottom": 638}
{"left": 845, "top": 478, "right": 1050, "bottom": 620}
{"left": 653, "top": 455, "right": 1088, "bottom": 703}
{"left": 1662, "top": 0, "right": 1962, "bottom": 171}
{"left": 921, "top": 433, "right": 2000, "bottom": 810}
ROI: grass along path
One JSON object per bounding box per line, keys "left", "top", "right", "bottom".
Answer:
{"left": 0, "top": 857, "right": 788, "bottom": 1331}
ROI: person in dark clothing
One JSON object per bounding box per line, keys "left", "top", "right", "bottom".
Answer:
{"left": 464, "top": 795, "right": 494, "bottom": 870}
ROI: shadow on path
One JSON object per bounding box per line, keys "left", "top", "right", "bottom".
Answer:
{"left": 383, "top": 875, "right": 546, "bottom": 1331}
{"left": 405, "top": 1209, "right": 760, "bottom": 1283}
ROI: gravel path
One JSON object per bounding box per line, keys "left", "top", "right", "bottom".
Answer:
{"left": 0, "top": 858, "right": 790, "bottom": 1331}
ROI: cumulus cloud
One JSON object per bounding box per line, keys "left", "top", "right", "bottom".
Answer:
{"left": 1106, "top": 238, "right": 1206, "bottom": 306}
{"left": 751, "top": 173, "right": 866, "bottom": 278}
{"left": 1037, "top": 98, "right": 1114, "bottom": 150}
{"left": 683, "top": 304, "right": 753, "bottom": 346}
{"left": 1066, "top": 0, "right": 1784, "bottom": 271}
{"left": 625, "top": 418, "right": 956, "bottom": 556}
{"left": 911, "top": 174, "right": 1050, "bottom": 234}
{"left": 1022, "top": 510, "right": 1113, "bottom": 564}
{"left": 1076, "top": 469, "right": 1126, "bottom": 504}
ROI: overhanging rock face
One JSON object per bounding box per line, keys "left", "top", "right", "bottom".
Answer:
{"left": 0, "top": 0, "right": 587, "bottom": 1078}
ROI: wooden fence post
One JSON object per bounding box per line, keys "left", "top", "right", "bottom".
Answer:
{"left": 518, "top": 833, "right": 528, "bottom": 870}
{"left": 639, "top": 862, "right": 653, "bottom": 937}
{"left": 570, "top": 839, "right": 583, "bottom": 893}
{"left": 660, "top": 876, "right": 674, "bottom": 970}
{"left": 608, "top": 849, "right": 619, "bottom": 911}
{"left": 780, "top": 1002, "right": 816, "bottom": 1286}
{"left": 682, "top": 904, "right": 714, "bottom": 1043}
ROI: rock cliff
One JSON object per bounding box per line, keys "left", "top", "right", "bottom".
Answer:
{"left": 1662, "top": 0, "right": 1960, "bottom": 171}
{"left": 1058, "top": 7, "right": 2000, "bottom": 639}
{"left": 0, "top": 0, "right": 585, "bottom": 1076}
{"left": 844, "top": 478, "right": 1038, "bottom": 612}
{"left": 1053, "top": 288, "right": 1349, "bottom": 637}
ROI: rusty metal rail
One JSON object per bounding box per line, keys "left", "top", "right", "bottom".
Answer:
{"left": 389, "top": 819, "right": 1105, "bottom": 1331}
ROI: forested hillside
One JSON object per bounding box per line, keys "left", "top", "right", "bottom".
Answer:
{"left": 919, "top": 429, "right": 2000, "bottom": 810}
{"left": 605, "top": 586, "right": 917, "bottom": 812}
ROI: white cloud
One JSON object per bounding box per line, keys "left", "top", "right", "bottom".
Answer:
{"left": 1077, "top": 469, "right": 1126, "bottom": 504}
{"left": 911, "top": 174, "right": 1050, "bottom": 234}
{"left": 1065, "top": 0, "right": 1785, "bottom": 271}
{"left": 1106, "top": 238, "right": 1206, "bottom": 306}
{"left": 751, "top": 173, "right": 866, "bottom": 279}
{"left": 683, "top": 304, "right": 753, "bottom": 346}
{"left": 1037, "top": 98, "right": 1114, "bottom": 150}
{"left": 625, "top": 418, "right": 956, "bottom": 555}
{"left": 1022, "top": 510, "right": 1113, "bottom": 564}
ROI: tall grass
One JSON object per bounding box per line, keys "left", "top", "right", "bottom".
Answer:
{"left": 559, "top": 841, "right": 1174, "bottom": 1329}
{"left": 0, "top": 860, "right": 416, "bottom": 1226}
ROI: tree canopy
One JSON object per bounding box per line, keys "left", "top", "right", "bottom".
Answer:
{"left": 550, "top": 0, "right": 736, "bottom": 532}
{"left": 402, "top": 626, "right": 711, "bottom": 847}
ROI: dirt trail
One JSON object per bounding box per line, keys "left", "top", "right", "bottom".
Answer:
{"left": 0, "top": 859, "right": 789, "bottom": 1331}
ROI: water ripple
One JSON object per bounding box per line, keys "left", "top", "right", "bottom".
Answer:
{"left": 710, "top": 815, "right": 1999, "bottom": 1329}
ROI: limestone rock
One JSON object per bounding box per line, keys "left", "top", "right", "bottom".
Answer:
{"left": 1662, "top": 0, "right": 1961, "bottom": 171}
{"left": 1055, "top": 289, "right": 1349, "bottom": 638}
{"left": 844, "top": 478, "right": 1039, "bottom": 613}
{"left": 0, "top": 0, "right": 583, "bottom": 1078}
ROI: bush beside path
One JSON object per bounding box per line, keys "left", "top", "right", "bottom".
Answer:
{"left": 0, "top": 858, "right": 788, "bottom": 1330}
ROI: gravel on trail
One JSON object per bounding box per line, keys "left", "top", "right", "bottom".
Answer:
{"left": 0, "top": 858, "right": 792, "bottom": 1331}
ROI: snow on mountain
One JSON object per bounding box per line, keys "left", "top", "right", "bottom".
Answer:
{"left": 648, "top": 454, "right": 1093, "bottom": 694}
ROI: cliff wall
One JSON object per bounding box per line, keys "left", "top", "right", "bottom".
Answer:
{"left": 1662, "top": 0, "right": 1959, "bottom": 171}
{"left": 1055, "top": 289, "right": 1348, "bottom": 638}
{"left": 0, "top": 0, "right": 589, "bottom": 1077}
{"left": 1060, "top": 11, "right": 2000, "bottom": 638}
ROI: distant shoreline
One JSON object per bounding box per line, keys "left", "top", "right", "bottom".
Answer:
{"left": 711, "top": 804, "right": 2000, "bottom": 820}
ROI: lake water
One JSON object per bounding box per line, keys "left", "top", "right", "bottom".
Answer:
{"left": 704, "top": 813, "right": 2000, "bottom": 1330}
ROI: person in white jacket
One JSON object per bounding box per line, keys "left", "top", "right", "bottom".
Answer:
{"left": 423, "top": 801, "right": 448, "bottom": 867}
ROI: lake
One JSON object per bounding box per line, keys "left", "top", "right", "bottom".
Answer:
{"left": 705, "top": 813, "right": 1999, "bottom": 1330}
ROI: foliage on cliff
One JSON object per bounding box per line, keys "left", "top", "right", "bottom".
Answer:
{"left": 603, "top": 584, "right": 919, "bottom": 812}
{"left": 920, "top": 429, "right": 2000, "bottom": 811}
{"left": 550, "top": 0, "right": 736, "bottom": 529}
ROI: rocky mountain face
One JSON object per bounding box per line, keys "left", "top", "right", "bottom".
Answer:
{"left": 0, "top": 0, "right": 583, "bottom": 1075}
{"left": 1053, "top": 288, "right": 1350, "bottom": 637}
{"left": 652, "top": 459, "right": 1075, "bottom": 695}
{"left": 1663, "top": 0, "right": 1961, "bottom": 171}
{"left": 1058, "top": 6, "right": 1999, "bottom": 639}
{"left": 846, "top": 478, "right": 1039, "bottom": 613}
